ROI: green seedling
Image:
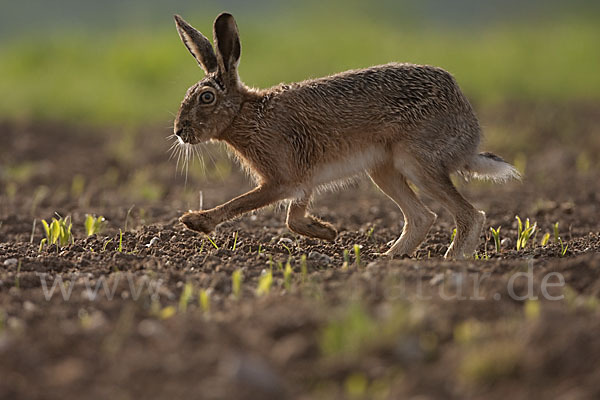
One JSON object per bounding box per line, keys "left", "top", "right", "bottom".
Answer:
{"left": 284, "top": 261, "right": 293, "bottom": 291}
{"left": 84, "top": 214, "right": 106, "bottom": 236}
{"left": 268, "top": 254, "right": 274, "bottom": 271}
{"left": 258, "top": 244, "right": 263, "bottom": 254}
{"left": 553, "top": 222, "right": 560, "bottom": 243}
{"left": 178, "top": 282, "right": 194, "bottom": 312}
{"left": 256, "top": 270, "right": 273, "bottom": 296}
{"left": 205, "top": 234, "right": 219, "bottom": 249}
{"left": 118, "top": 229, "right": 124, "bottom": 252}
{"left": 342, "top": 249, "right": 350, "bottom": 269}
{"left": 559, "top": 238, "right": 568, "bottom": 257}
{"left": 541, "top": 233, "right": 550, "bottom": 246}
{"left": 199, "top": 289, "right": 210, "bottom": 313}
{"left": 515, "top": 216, "right": 536, "bottom": 251}
{"left": 232, "top": 269, "right": 242, "bottom": 299}
{"left": 40, "top": 215, "right": 73, "bottom": 250}
{"left": 280, "top": 242, "right": 292, "bottom": 255}
{"left": 450, "top": 228, "right": 457, "bottom": 242}
{"left": 102, "top": 238, "right": 113, "bottom": 252}
{"left": 490, "top": 226, "right": 501, "bottom": 252}
{"left": 366, "top": 226, "right": 375, "bottom": 240}
{"left": 300, "top": 254, "right": 308, "bottom": 282}
{"left": 231, "top": 231, "right": 238, "bottom": 251}
{"left": 354, "top": 244, "right": 361, "bottom": 267}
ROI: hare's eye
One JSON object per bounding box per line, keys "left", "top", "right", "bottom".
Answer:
{"left": 200, "top": 91, "right": 215, "bottom": 104}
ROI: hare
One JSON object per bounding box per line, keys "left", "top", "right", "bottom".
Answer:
{"left": 173, "top": 12, "right": 520, "bottom": 259}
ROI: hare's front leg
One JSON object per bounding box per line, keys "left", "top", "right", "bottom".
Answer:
{"left": 286, "top": 195, "right": 337, "bottom": 241}
{"left": 180, "top": 184, "right": 288, "bottom": 233}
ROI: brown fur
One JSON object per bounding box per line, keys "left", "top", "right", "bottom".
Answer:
{"left": 173, "top": 13, "right": 519, "bottom": 259}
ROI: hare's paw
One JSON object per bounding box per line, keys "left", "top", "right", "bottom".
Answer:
{"left": 180, "top": 211, "right": 217, "bottom": 234}
{"left": 288, "top": 216, "right": 337, "bottom": 241}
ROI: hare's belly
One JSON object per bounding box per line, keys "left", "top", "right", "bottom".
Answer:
{"left": 310, "top": 145, "right": 386, "bottom": 186}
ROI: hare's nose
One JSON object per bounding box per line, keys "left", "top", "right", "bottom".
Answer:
{"left": 175, "top": 128, "right": 183, "bottom": 137}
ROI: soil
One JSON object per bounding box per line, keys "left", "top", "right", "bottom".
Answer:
{"left": 1, "top": 104, "right": 599, "bottom": 399}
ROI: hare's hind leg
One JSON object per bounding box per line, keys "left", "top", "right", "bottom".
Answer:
{"left": 286, "top": 194, "right": 337, "bottom": 241}
{"left": 410, "top": 170, "right": 484, "bottom": 259}
{"left": 369, "top": 162, "right": 437, "bottom": 258}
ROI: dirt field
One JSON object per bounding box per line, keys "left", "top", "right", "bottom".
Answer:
{"left": 1, "top": 104, "right": 599, "bottom": 399}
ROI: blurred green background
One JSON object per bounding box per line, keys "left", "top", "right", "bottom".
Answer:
{"left": 1, "top": 0, "right": 599, "bottom": 127}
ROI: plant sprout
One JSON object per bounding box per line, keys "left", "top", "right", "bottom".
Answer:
{"left": 232, "top": 269, "right": 242, "bottom": 299}
{"left": 541, "top": 233, "right": 550, "bottom": 246}
{"left": 342, "top": 249, "right": 350, "bottom": 269}
{"left": 515, "top": 216, "right": 536, "bottom": 251}
{"left": 553, "top": 222, "right": 560, "bottom": 243}
{"left": 450, "top": 228, "right": 457, "bottom": 242}
{"left": 85, "top": 214, "right": 106, "bottom": 236}
{"left": 231, "top": 231, "right": 238, "bottom": 251}
{"left": 205, "top": 234, "right": 219, "bottom": 249}
{"left": 490, "top": 226, "right": 501, "bottom": 252}
{"left": 118, "top": 229, "right": 124, "bottom": 252}
{"left": 300, "top": 254, "right": 308, "bottom": 282}
{"left": 354, "top": 244, "right": 361, "bottom": 267}
{"left": 199, "top": 289, "right": 210, "bottom": 313}
{"left": 178, "top": 282, "right": 194, "bottom": 312}
{"left": 284, "top": 261, "right": 293, "bottom": 291}
{"left": 40, "top": 215, "right": 73, "bottom": 250}
{"left": 256, "top": 270, "right": 273, "bottom": 296}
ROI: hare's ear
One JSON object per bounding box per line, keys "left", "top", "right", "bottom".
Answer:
{"left": 213, "top": 13, "right": 241, "bottom": 83}
{"left": 174, "top": 15, "right": 218, "bottom": 74}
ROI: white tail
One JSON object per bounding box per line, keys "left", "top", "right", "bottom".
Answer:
{"left": 462, "top": 152, "right": 522, "bottom": 182}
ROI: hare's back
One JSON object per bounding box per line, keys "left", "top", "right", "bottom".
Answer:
{"left": 285, "top": 63, "right": 471, "bottom": 121}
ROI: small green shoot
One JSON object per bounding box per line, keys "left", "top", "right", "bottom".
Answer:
{"left": 40, "top": 215, "right": 73, "bottom": 250}
{"left": 353, "top": 244, "right": 361, "bottom": 267}
{"left": 178, "top": 282, "right": 194, "bottom": 312}
{"left": 84, "top": 214, "right": 106, "bottom": 236}
{"left": 118, "top": 229, "right": 124, "bottom": 252}
{"left": 256, "top": 270, "right": 273, "bottom": 296}
{"left": 258, "top": 244, "right": 263, "bottom": 254}
{"left": 268, "top": 254, "right": 274, "bottom": 271}
{"left": 284, "top": 261, "right": 293, "bottom": 291}
{"left": 280, "top": 242, "right": 292, "bottom": 256}
{"left": 159, "top": 306, "right": 176, "bottom": 320}
{"left": 231, "top": 231, "right": 238, "bottom": 251}
{"left": 541, "top": 233, "right": 550, "bottom": 246}
{"left": 553, "top": 222, "right": 560, "bottom": 243}
{"left": 490, "top": 226, "right": 501, "bottom": 252}
{"left": 199, "top": 289, "right": 210, "bottom": 313}
{"left": 515, "top": 216, "right": 536, "bottom": 251}
{"left": 232, "top": 269, "right": 242, "bottom": 299}
{"left": 450, "top": 228, "right": 457, "bottom": 242}
{"left": 102, "top": 238, "right": 113, "bottom": 252}
{"left": 366, "top": 225, "right": 375, "bottom": 240}
{"left": 559, "top": 238, "right": 568, "bottom": 257}
{"left": 205, "top": 234, "right": 219, "bottom": 250}
{"left": 342, "top": 249, "right": 350, "bottom": 269}
{"left": 300, "top": 254, "right": 308, "bottom": 282}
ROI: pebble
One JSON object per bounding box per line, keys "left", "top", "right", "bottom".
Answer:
{"left": 308, "top": 251, "right": 331, "bottom": 265}
{"left": 3, "top": 258, "right": 18, "bottom": 267}
{"left": 146, "top": 237, "right": 160, "bottom": 248}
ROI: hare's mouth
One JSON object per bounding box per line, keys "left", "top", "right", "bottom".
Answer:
{"left": 174, "top": 128, "right": 200, "bottom": 145}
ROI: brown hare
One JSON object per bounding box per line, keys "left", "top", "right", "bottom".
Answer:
{"left": 173, "top": 12, "right": 520, "bottom": 259}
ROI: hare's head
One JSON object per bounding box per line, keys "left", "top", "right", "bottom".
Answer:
{"left": 173, "top": 13, "right": 243, "bottom": 144}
